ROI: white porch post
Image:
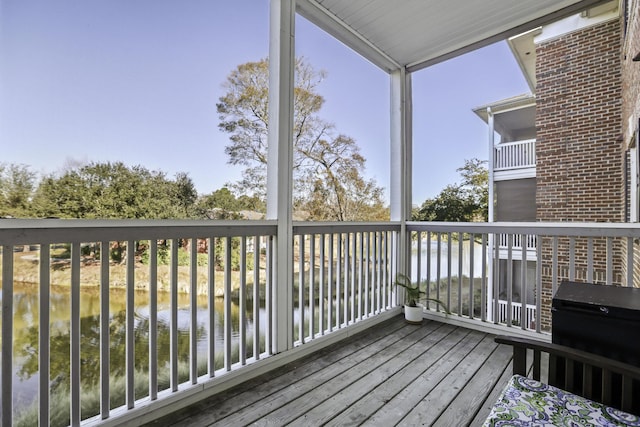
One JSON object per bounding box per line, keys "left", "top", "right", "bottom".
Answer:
{"left": 267, "top": 0, "right": 295, "bottom": 353}
{"left": 390, "top": 68, "right": 412, "bottom": 298}
{"left": 487, "top": 107, "right": 495, "bottom": 322}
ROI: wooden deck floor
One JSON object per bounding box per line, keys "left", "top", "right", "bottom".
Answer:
{"left": 145, "top": 316, "right": 514, "bottom": 427}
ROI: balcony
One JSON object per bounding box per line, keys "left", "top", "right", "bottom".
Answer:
{"left": 2, "top": 220, "right": 639, "bottom": 426}
{"left": 493, "top": 139, "right": 536, "bottom": 181}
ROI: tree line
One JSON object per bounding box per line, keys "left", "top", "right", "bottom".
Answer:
{"left": 0, "top": 161, "right": 259, "bottom": 220}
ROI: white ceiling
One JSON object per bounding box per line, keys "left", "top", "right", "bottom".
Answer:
{"left": 296, "top": 0, "right": 611, "bottom": 73}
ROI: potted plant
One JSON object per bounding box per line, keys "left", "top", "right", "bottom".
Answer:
{"left": 395, "top": 274, "right": 449, "bottom": 324}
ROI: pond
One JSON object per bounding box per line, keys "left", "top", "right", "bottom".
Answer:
{"left": 4, "top": 282, "right": 268, "bottom": 423}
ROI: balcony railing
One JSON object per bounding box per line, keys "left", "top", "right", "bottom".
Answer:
{"left": 497, "top": 300, "right": 537, "bottom": 329}
{"left": 0, "top": 219, "right": 400, "bottom": 427}
{"left": 407, "top": 221, "right": 640, "bottom": 333}
{"left": 2, "top": 219, "right": 640, "bottom": 426}
{"left": 493, "top": 139, "right": 536, "bottom": 171}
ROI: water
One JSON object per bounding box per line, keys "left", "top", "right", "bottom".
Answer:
{"left": 411, "top": 239, "right": 485, "bottom": 282}
{"left": 4, "top": 282, "right": 267, "bottom": 420}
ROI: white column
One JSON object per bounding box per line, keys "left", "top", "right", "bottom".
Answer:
{"left": 390, "top": 68, "right": 412, "bottom": 295}
{"left": 486, "top": 107, "right": 495, "bottom": 322}
{"left": 267, "top": 0, "right": 295, "bottom": 353}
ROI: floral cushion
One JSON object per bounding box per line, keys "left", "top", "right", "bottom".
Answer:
{"left": 483, "top": 375, "right": 640, "bottom": 426}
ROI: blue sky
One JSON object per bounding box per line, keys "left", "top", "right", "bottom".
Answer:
{"left": 1, "top": 0, "right": 530, "bottom": 205}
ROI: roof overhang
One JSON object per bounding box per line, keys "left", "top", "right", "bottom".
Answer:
{"left": 296, "top": 0, "right": 613, "bottom": 73}
{"left": 473, "top": 94, "right": 537, "bottom": 137}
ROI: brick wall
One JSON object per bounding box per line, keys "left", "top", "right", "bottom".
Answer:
{"left": 535, "top": 19, "right": 623, "bottom": 328}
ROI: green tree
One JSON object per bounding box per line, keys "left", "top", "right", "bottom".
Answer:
{"left": 413, "top": 158, "right": 488, "bottom": 222}
{"left": 217, "top": 58, "right": 387, "bottom": 221}
{"left": 31, "top": 162, "right": 197, "bottom": 219}
{"left": 0, "top": 163, "right": 37, "bottom": 217}
{"left": 174, "top": 172, "right": 198, "bottom": 217}
{"left": 195, "top": 187, "right": 243, "bottom": 219}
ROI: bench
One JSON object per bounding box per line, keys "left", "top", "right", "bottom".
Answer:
{"left": 482, "top": 335, "right": 640, "bottom": 426}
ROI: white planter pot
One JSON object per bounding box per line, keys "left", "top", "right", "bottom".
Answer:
{"left": 404, "top": 304, "right": 424, "bottom": 324}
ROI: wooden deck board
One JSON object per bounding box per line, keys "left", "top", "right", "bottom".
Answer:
{"left": 144, "top": 315, "right": 515, "bottom": 427}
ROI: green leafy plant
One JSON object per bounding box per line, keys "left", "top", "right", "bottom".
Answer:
{"left": 395, "top": 273, "right": 451, "bottom": 313}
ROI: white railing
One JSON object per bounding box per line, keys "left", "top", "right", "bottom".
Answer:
{"left": 407, "top": 221, "right": 640, "bottom": 335}
{"left": 292, "top": 223, "right": 400, "bottom": 344}
{"left": 4, "top": 219, "right": 640, "bottom": 426}
{"left": 494, "top": 139, "right": 536, "bottom": 171}
{"left": 497, "top": 300, "right": 537, "bottom": 329}
{"left": 0, "top": 219, "right": 399, "bottom": 427}
{"left": 498, "top": 233, "right": 537, "bottom": 251}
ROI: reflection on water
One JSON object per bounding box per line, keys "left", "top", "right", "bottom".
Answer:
{"left": 4, "top": 283, "right": 267, "bottom": 420}
{"left": 411, "top": 239, "right": 485, "bottom": 281}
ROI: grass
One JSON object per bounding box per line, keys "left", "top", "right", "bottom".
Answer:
{"left": 4, "top": 250, "right": 266, "bottom": 296}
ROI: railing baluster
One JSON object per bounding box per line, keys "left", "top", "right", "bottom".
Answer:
{"left": 627, "top": 237, "right": 633, "bottom": 287}
{"left": 427, "top": 231, "right": 431, "bottom": 307}
{"left": 481, "top": 234, "right": 487, "bottom": 322}
{"left": 375, "top": 232, "right": 381, "bottom": 313}
{"left": 364, "top": 232, "right": 370, "bottom": 317}
{"left": 569, "top": 237, "right": 575, "bottom": 281}
{"left": 319, "top": 234, "right": 325, "bottom": 334}
{"left": 298, "top": 234, "right": 305, "bottom": 344}
{"left": 148, "top": 240, "right": 158, "bottom": 397}
{"left": 191, "top": 237, "right": 199, "bottom": 380}
{"left": 208, "top": 237, "right": 216, "bottom": 374}
{"left": 469, "top": 233, "right": 474, "bottom": 320}
{"left": 587, "top": 237, "right": 594, "bottom": 283}
{"left": 506, "top": 235, "right": 513, "bottom": 327}
{"left": 71, "top": 242, "right": 81, "bottom": 425}
{"left": 254, "top": 235, "right": 261, "bottom": 359}
{"left": 457, "top": 232, "right": 463, "bottom": 316}
{"left": 266, "top": 236, "right": 273, "bottom": 355}
{"left": 447, "top": 232, "right": 452, "bottom": 312}
{"left": 552, "top": 236, "right": 558, "bottom": 294}
{"left": 126, "top": 240, "right": 135, "bottom": 409}
{"left": 309, "top": 234, "right": 315, "bottom": 339}
{"left": 224, "top": 237, "right": 232, "bottom": 370}
{"left": 170, "top": 239, "right": 179, "bottom": 390}
{"left": 350, "top": 233, "right": 356, "bottom": 323}
{"left": 40, "top": 244, "right": 51, "bottom": 426}
{"left": 240, "top": 236, "right": 247, "bottom": 362}
{"left": 336, "top": 233, "right": 342, "bottom": 327}
{"left": 357, "top": 232, "right": 363, "bottom": 320}
{"left": 343, "top": 233, "right": 349, "bottom": 326}
{"left": 536, "top": 237, "right": 542, "bottom": 333}
{"left": 606, "top": 237, "right": 613, "bottom": 285}
{"left": 327, "top": 234, "right": 333, "bottom": 332}
{"left": 381, "top": 232, "right": 385, "bottom": 312}
{"left": 436, "top": 233, "right": 442, "bottom": 311}
{"left": 493, "top": 233, "right": 500, "bottom": 324}
{"left": 520, "top": 234, "right": 527, "bottom": 330}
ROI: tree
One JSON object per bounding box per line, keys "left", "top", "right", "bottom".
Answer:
{"left": 195, "top": 187, "right": 243, "bottom": 219}
{"left": 413, "top": 158, "right": 488, "bottom": 222}
{"left": 31, "top": 162, "right": 197, "bottom": 219}
{"left": 0, "top": 163, "right": 37, "bottom": 218}
{"left": 299, "top": 135, "right": 389, "bottom": 220}
{"left": 217, "top": 58, "right": 387, "bottom": 220}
